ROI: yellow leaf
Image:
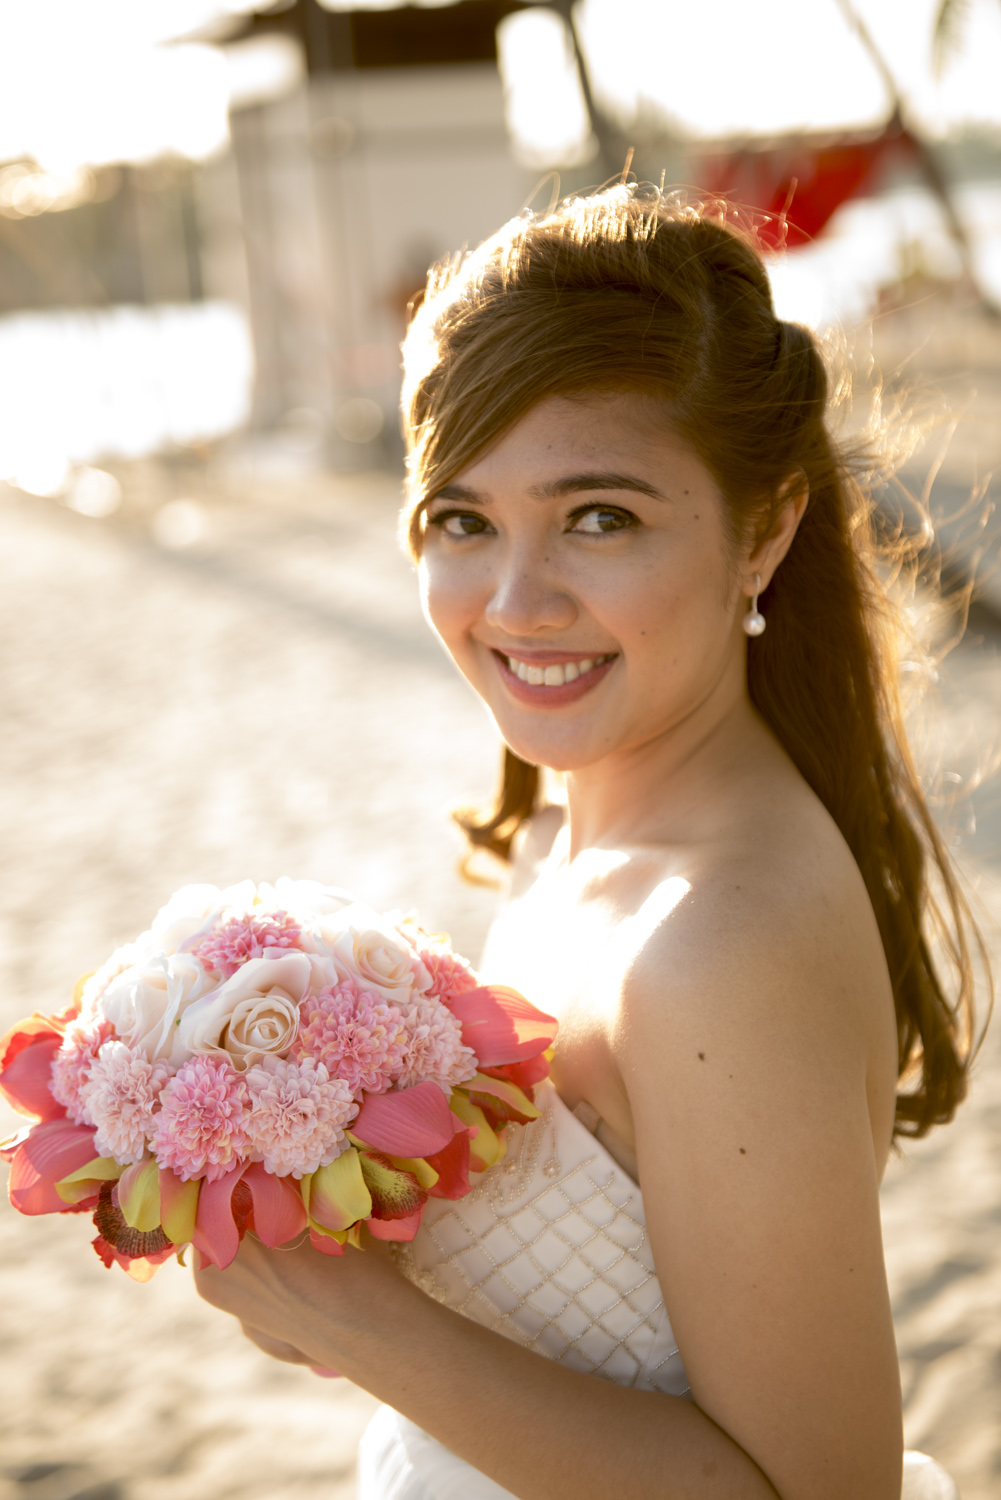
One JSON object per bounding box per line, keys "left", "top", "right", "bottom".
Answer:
{"left": 450, "top": 1092, "right": 503, "bottom": 1171}
{"left": 55, "top": 1154, "right": 124, "bottom": 1205}
{"left": 118, "top": 1158, "right": 162, "bottom": 1232}
{"left": 160, "top": 1173, "right": 201, "bottom": 1246}
{"left": 306, "top": 1148, "right": 372, "bottom": 1232}
{"left": 389, "top": 1154, "right": 439, "bottom": 1191}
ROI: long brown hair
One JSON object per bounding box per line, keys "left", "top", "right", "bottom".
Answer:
{"left": 399, "top": 184, "right": 983, "bottom": 1139}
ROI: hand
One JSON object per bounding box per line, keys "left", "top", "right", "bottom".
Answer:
{"left": 238, "top": 1322, "right": 315, "bottom": 1366}
{"left": 193, "top": 1228, "right": 406, "bottom": 1373}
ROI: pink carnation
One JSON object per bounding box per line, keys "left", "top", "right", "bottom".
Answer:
{"left": 394, "top": 916, "right": 479, "bottom": 1002}
{"left": 417, "top": 944, "right": 480, "bottom": 1003}
{"left": 82, "top": 1041, "right": 174, "bottom": 1165}
{"left": 395, "top": 998, "right": 478, "bottom": 1094}
{"left": 243, "top": 1056, "right": 358, "bottom": 1178}
{"left": 50, "top": 1015, "right": 114, "bottom": 1125}
{"left": 296, "top": 980, "right": 407, "bottom": 1100}
{"left": 152, "top": 1056, "right": 249, "bottom": 1182}
{"left": 191, "top": 908, "right": 304, "bottom": 978}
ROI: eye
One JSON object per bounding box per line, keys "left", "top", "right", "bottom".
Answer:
{"left": 568, "top": 505, "right": 637, "bottom": 535}
{"left": 426, "top": 509, "right": 493, "bottom": 538}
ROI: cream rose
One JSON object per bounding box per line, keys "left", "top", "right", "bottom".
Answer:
{"left": 177, "top": 949, "right": 308, "bottom": 1070}
{"left": 98, "top": 952, "right": 217, "bottom": 1065}
{"left": 323, "top": 910, "right": 431, "bottom": 1003}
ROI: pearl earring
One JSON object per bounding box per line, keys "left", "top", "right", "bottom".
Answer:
{"left": 742, "top": 574, "right": 766, "bottom": 637}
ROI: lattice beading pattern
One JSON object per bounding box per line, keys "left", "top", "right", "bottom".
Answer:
{"left": 396, "top": 1092, "right": 683, "bottom": 1390}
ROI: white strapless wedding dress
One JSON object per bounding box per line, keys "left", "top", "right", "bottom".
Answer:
{"left": 357, "top": 1081, "right": 959, "bottom": 1500}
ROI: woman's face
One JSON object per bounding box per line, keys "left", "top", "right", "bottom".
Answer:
{"left": 418, "top": 393, "right": 749, "bottom": 775}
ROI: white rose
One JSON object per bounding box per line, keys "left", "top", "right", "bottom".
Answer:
{"left": 98, "top": 952, "right": 217, "bottom": 1065}
{"left": 313, "top": 905, "right": 431, "bottom": 1003}
{"left": 149, "top": 880, "right": 257, "bottom": 956}
{"left": 177, "top": 949, "right": 308, "bottom": 1071}
{"left": 267, "top": 878, "right": 355, "bottom": 920}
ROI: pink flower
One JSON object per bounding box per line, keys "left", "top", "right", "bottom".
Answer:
{"left": 152, "top": 1056, "right": 249, "bottom": 1182}
{"left": 82, "top": 1041, "right": 174, "bottom": 1165}
{"left": 191, "top": 909, "right": 304, "bottom": 978}
{"left": 395, "top": 998, "right": 478, "bottom": 1094}
{"left": 50, "top": 1016, "right": 114, "bottom": 1125}
{"left": 296, "top": 980, "right": 407, "bottom": 1100}
{"left": 243, "top": 1056, "right": 358, "bottom": 1178}
{"left": 416, "top": 944, "right": 480, "bottom": 1003}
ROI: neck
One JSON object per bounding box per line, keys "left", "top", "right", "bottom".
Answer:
{"left": 562, "top": 651, "right": 767, "bottom": 856}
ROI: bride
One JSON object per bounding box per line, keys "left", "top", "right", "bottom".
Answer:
{"left": 195, "top": 186, "right": 978, "bottom": 1499}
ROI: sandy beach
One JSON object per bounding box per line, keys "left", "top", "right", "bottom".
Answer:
{"left": 1, "top": 459, "right": 998, "bottom": 1499}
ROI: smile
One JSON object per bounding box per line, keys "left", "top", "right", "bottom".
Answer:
{"left": 504, "top": 654, "right": 615, "bottom": 687}
{"left": 491, "top": 649, "right": 618, "bottom": 706}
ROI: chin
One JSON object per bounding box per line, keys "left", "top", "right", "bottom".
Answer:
{"left": 494, "top": 725, "right": 605, "bottom": 775}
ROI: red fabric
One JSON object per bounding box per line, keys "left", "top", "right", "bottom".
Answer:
{"left": 698, "top": 127, "right": 918, "bottom": 248}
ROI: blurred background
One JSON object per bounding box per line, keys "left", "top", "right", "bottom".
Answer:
{"left": 0, "top": 2, "right": 1000, "bottom": 1498}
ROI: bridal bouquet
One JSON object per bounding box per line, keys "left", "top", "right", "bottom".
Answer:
{"left": 1, "top": 880, "right": 557, "bottom": 1281}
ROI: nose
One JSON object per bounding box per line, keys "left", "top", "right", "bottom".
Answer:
{"left": 484, "top": 549, "right": 578, "bottom": 636}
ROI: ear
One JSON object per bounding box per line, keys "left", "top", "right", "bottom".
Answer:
{"left": 745, "top": 472, "right": 809, "bottom": 594}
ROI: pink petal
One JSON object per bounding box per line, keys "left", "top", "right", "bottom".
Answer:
{"left": 8, "top": 1119, "right": 98, "bottom": 1214}
{"left": 242, "top": 1162, "right": 307, "bottom": 1247}
{"left": 446, "top": 986, "right": 557, "bottom": 1065}
{"left": 426, "top": 1126, "right": 474, "bottom": 1200}
{"left": 309, "top": 1227, "right": 346, "bottom": 1256}
{"left": 0, "top": 1033, "right": 64, "bottom": 1121}
{"left": 366, "top": 1206, "right": 424, "bottom": 1241}
{"left": 1, "top": 1015, "right": 61, "bottom": 1070}
{"left": 352, "top": 1082, "right": 455, "bottom": 1157}
{"left": 191, "top": 1164, "right": 245, "bottom": 1269}
{"left": 480, "top": 1054, "right": 551, "bottom": 1089}
{"left": 465, "top": 1071, "right": 540, "bottom": 1124}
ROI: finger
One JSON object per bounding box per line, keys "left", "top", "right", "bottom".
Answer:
{"left": 240, "top": 1322, "right": 313, "bottom": 1366}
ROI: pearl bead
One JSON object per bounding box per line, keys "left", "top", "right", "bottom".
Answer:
{"left": 742, "top": 610, "right": 766, "bottom": 637}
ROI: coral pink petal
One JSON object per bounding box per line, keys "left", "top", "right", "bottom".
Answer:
{"left": 0, "top": 1034, "right": 65, "bottom": 1120}
{"left": 481, "top": 1054, "right": 551, "bottom": 1090}
{"left": 447, "top": 986, "right": 558, "bottom": 1065}
{"left": 309, "top": 1227, "right": 346, "bottom": 1256}
{"left": 191, "top": 1164, "right": 245, "bottom": 1269}
{"left": 242, "top": 1162, "right": 308, "bottom": 1247}
{"left": 8, "top": 1119, "right": 98, "bottom": 1214}
{"left": 426, "top": 1126, "right": 474, "bottom": 1200}
{"left": 0, "top": 1015, "right": 61, "bottom": 1071}
{"left": 353, "top": 1082, "right": 455, "bottom": 1157}
{"left": 366, "top": 1206, "right": 424, "bottom": 1242}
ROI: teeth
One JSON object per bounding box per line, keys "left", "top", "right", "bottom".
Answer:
{"left": 505, "top": 653, "right": 611, "bottom": 686}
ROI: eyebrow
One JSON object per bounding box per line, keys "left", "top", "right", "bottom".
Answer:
{"left": 430, "top": 471, "right": 667, "bottom": 505}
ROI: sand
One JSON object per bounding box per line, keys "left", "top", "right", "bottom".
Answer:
{"left": 1, "top": 462, "right": 998, "bottom": 1499}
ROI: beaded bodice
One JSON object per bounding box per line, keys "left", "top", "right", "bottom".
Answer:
{"left": 394, "top": 1079, "right": 689, "bottom": 1397}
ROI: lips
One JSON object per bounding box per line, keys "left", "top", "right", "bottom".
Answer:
{"left": 491, "top": 649, "right": 617, "bottom": 706}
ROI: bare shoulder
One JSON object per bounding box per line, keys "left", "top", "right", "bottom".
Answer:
{"left": 618, "top": 785, "right": 898, "bottom": 1153}
{"left": 508, "top": 802, "right": 566, "bottom": 899}
{"left": 619, "top": 793, "right": 904, "bottom": 1498}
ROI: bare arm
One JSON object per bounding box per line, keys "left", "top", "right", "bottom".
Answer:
{"left": 196, "top": 858, "right": 902, "bottom": 1500}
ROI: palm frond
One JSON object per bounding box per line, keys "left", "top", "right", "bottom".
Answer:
{"left": 933, "top": 0, "right": 972, "bottom": 74}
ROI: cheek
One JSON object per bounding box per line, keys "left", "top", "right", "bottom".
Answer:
{"left": 419, "top": 558, "right": 480, "bottom": 657}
